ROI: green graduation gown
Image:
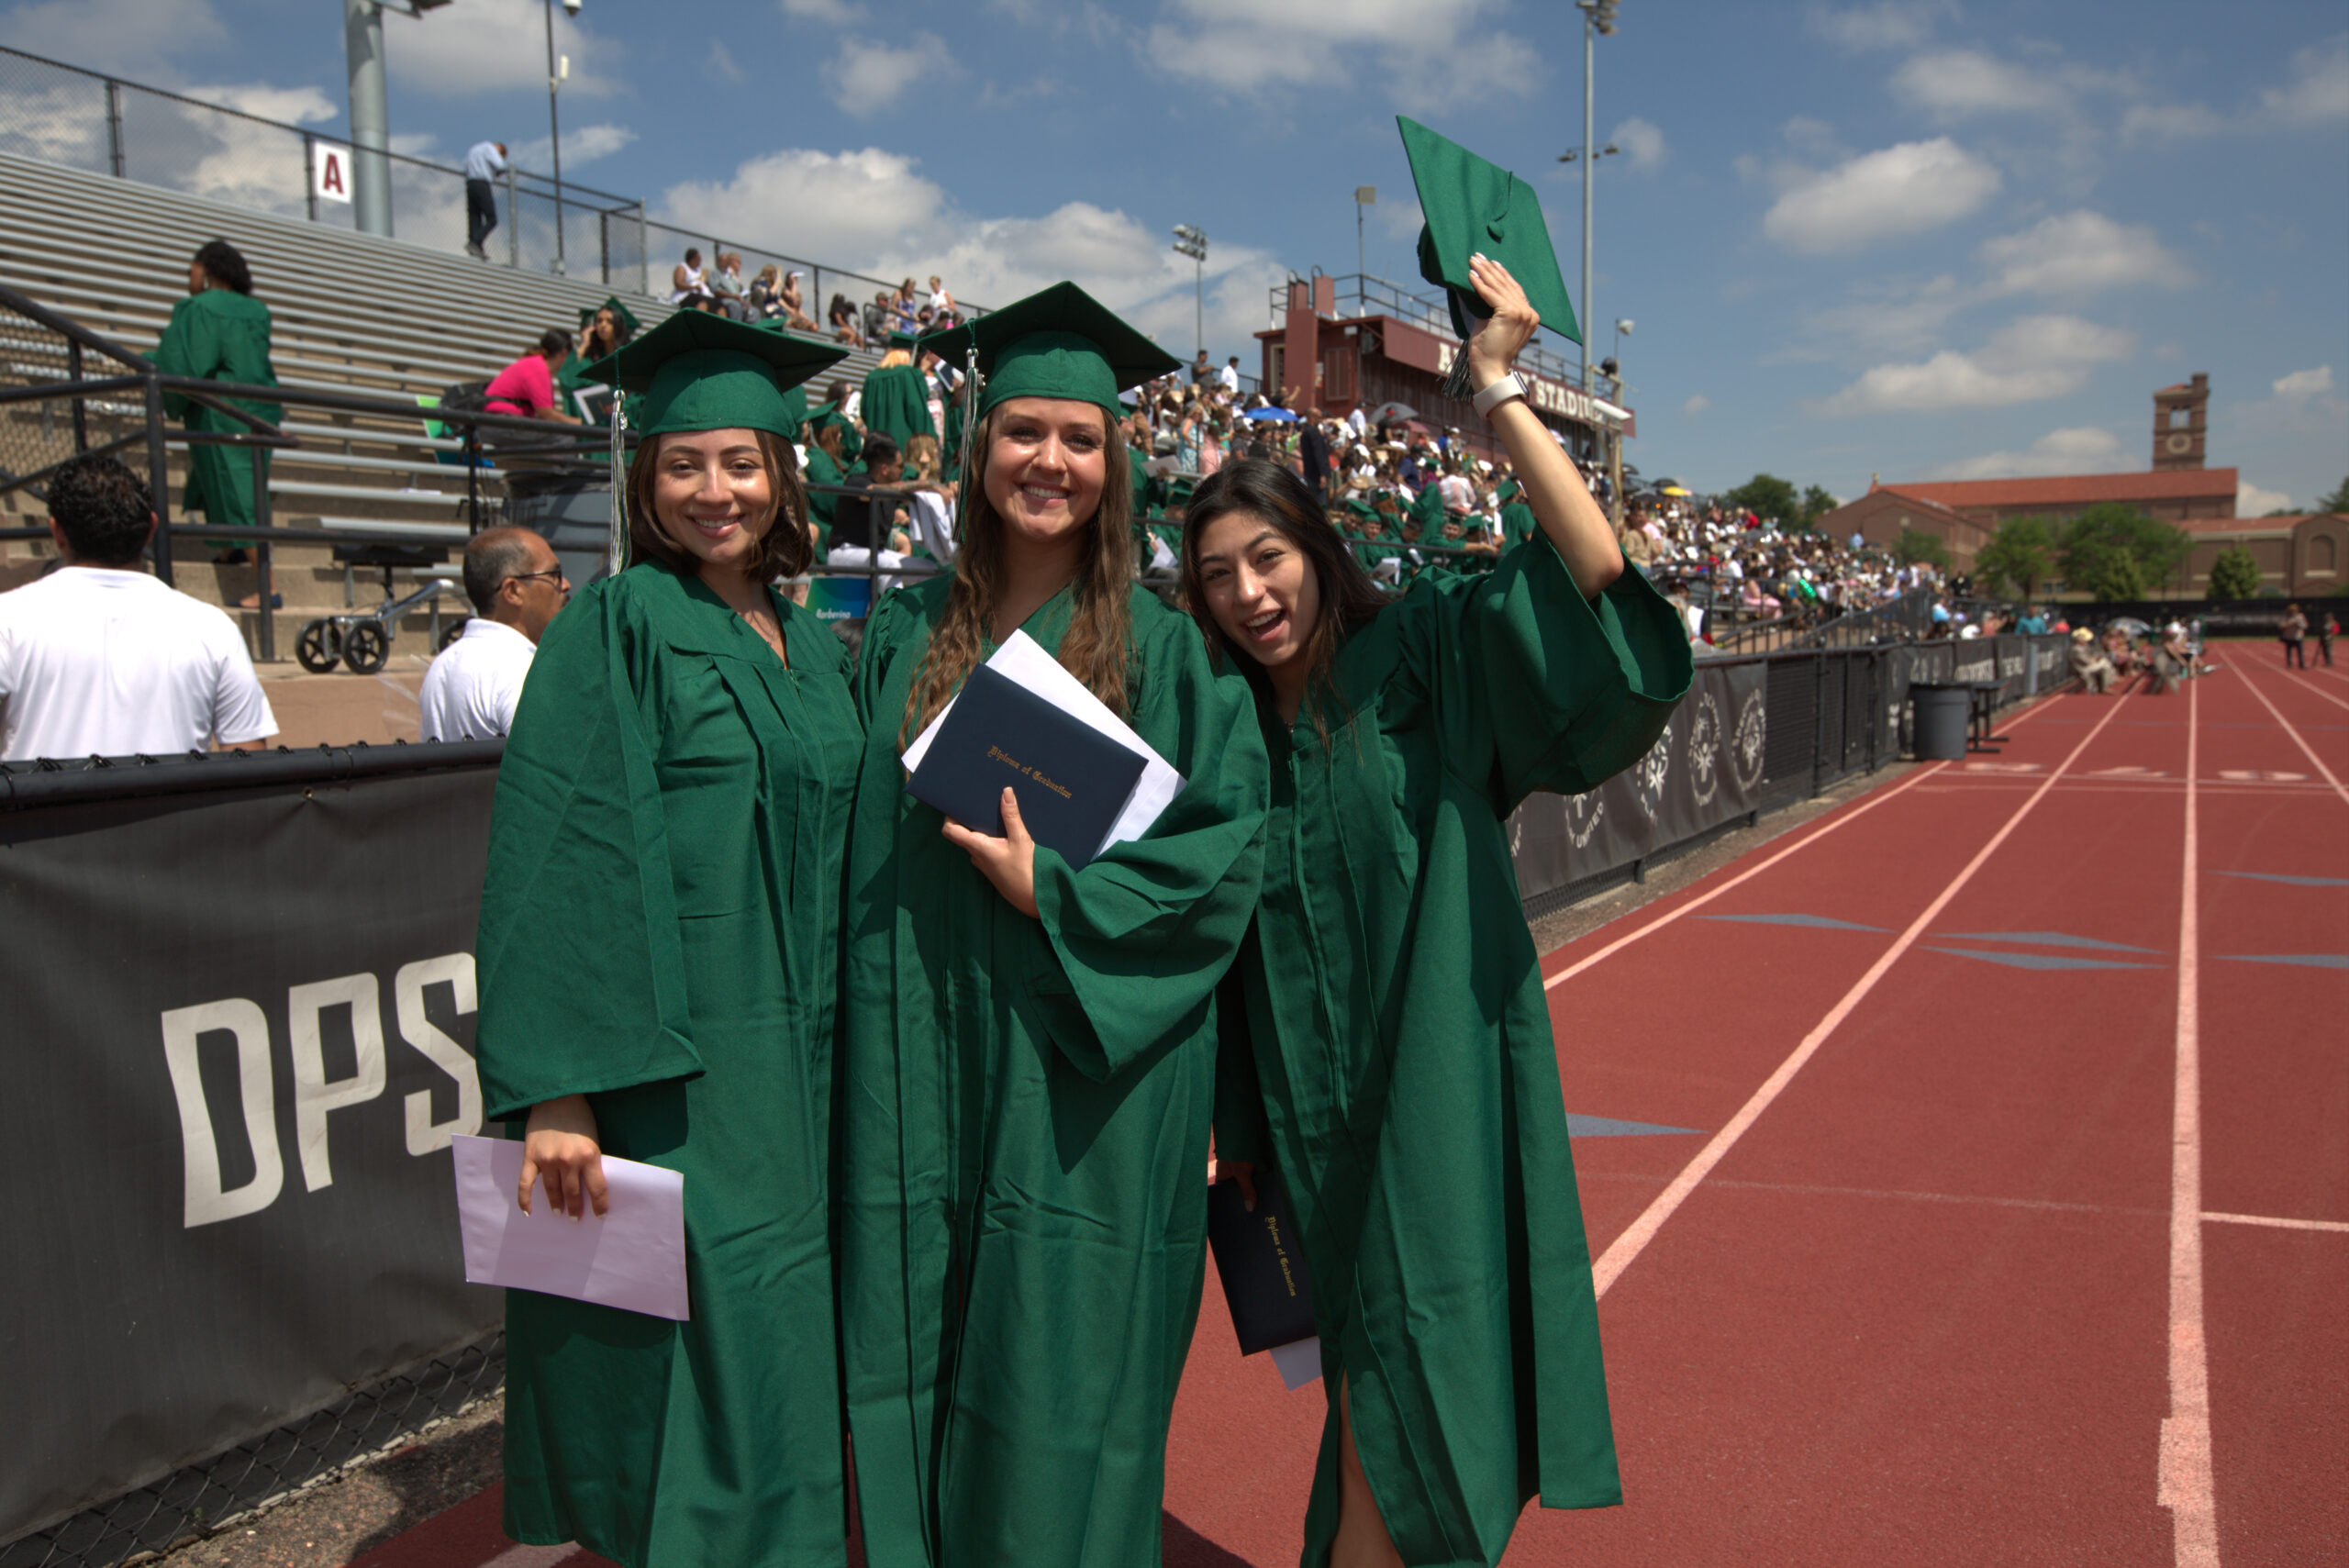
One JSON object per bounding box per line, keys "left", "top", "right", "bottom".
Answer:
{"left": 805, "top": 445, "right": 846, "bottom": 551}
{"left": 147, "top": 289, "right": 283, "bottom": 541}
{"left": 473, "top": 563, "right": 863, "bottom": 1568}
{"left": 1216, "top": 535, "right": 1693, "bottom": 1567}
{"left": 840, "top": 577, "right": 1271, "bottom": 1568}
{"left": 861, "top": 363, "right": 936, "bottom": 450}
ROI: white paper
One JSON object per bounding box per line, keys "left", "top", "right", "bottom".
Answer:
{"left": 1269, "top": 1336, "right": 1323, "bottom": 1390}
{"left": 901, "top": 629, "right": 1186, "bottom": 857}
{"left": 451, "top": 1134, "right": 689, "bottom": 1321}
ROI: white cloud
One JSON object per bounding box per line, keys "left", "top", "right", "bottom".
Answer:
{"left": 2237, "top": 480, "right": 2295, "bottom": 515}
{"left": 780, "top": 0, "right": 862, "bottom": 21}
{"left": 1805, "top": 1, "right": 1955, "bottom": 52}
{"left": 2260, "top": 38, "right": 2349, "bottom": 125}
{"left": 386, "top": 0, "right": 617, "bottom": 96}
{"left": 2273, "top": 365, "right": 2335, "bottom": 398}
{"left": 514, "top": 123, "right": 636, "bottom": 172}
{"left": 2120, "top": 102, "right": 2226, "bottom": 143}
{"left": 1977, "top": 211, "right": 2191, "bottom": 298}
{"left": 707, "top": 40, "right": 746, "bottom": 85}
{"left": 1681, "top": 394, "right": 1710, "bottom": 417}
{"left": 0, "top": 0, "right": 226, "bottom": 80}
{"left": 1612, "top": 117, "right": 1666, "bottom": 172}
{"left": 655, "top": 144, "right": 1280, "bottom": 360}
{"left": 1925, "top": 427, "right": 2127, "bottom": 480}
{"left": 1890, "top": 47, "right": 2132, "bottom": 120}
{"left": 1762, "top": 138, "right": 2000, "bottom": 253}
{"left": 1142, "top": 0, "right": 1537, "bottom": 110}
{"left": 826, "top": 33, "right": 953, "bottom": 117}
{"left": 1801, "top": 273, "right": 1968, "bottom": 359}
{"left": 181, "top": 83, "right": 338, "bottom": 126}
{"left": 1817, "top": 314, "right": 2134, "bottom": 415}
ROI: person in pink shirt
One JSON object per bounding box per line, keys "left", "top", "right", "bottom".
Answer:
{"left": 484, "top": 329, "right": 581, "bottom": 424}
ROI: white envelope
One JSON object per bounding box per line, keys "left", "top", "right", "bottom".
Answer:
{"left": 451, "top": 1134, "right": 689, "bottom": 1322}
{"left": 902, "top": 629, "right": 1186, "bottom": 857}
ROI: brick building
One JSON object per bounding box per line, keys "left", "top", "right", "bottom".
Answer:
{"left": 1250, "top": 275, "right": 1630, "bottom": 466}
{"left": 2177, "top": 513, "right": 2349, "bottom": 598}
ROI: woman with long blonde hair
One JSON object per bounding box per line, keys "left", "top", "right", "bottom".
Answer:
{"left": 836, "top": 283, "right": 1269, "bottom": 1568}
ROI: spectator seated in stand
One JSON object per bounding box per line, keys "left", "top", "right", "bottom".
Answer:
{"left": 828, "top": 292, "right": 862, "bottom": 345}
{"left": 775, "top": 270, "right": 819, "bottom": 333}
{"left": 670, "top": 248, "right": 717, "bottom": 310}
{"left": 0, "top": 454, "right": 276, "bottom": 760}
{"left": 482, "top": 328, "right": 583, "bottom": 448}
{"left": 707, "top": 251, "right": 751, "bottom": 320}
{"left": 419, "top": 527, "right": 569, "bottom": 741}
{"left": 2068, "top": 628, "right": 2117, "bottom": 694}
{"left": 826, "top": 432, "right": 914, "bottom": 592}
{"left": 926, "top": 274, "right": 957, "bottom": 326}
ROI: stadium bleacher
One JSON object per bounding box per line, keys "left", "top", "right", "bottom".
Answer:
{"left": 0, "top": 148, "right": 883, "bottom": 659}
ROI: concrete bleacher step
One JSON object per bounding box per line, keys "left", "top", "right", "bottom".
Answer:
{"left": 0, "top": 148, "right": 890, "bottom": 661}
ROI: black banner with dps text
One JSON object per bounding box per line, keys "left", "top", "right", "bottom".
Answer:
{"left": 0, "top": 750, "right": 505, "bottom": 1546}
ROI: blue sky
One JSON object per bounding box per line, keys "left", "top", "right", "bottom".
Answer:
{"left": 5, "top": 0, "right": 2345, "bottom": 510}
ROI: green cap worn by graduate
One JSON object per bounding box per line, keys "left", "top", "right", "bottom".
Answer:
{"left": 1397, "top": 115, "right": 1582, "bottom": 396}
{"left": 839, "top": 280, "right": 1270, "bottom": 1568}
{"left": 473, "top": 303, "right": 863, "bottom": 1568}
{"left": 919, "top": 279, "right": 1180, "bottom": 474}
{"left": 583, "top": 308, "right": 844, "bottom": 571}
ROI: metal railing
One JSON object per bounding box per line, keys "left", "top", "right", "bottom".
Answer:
{"left": 0, "top": 44, "right": 989, "bottom": 326}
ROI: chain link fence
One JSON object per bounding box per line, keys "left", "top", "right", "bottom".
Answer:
{"left": 0, "top": 1336, "right": 504, "bottom": 1568}
{"left": 0, "top": 291, "right": 152, "bottom": 506}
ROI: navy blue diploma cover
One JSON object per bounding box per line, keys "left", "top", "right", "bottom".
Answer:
{"left": 1206, "top": 1169, "right": 1318, "bottom": 1355}
{"left": 905, "top": 663, "right": 1150, "bottom": 868}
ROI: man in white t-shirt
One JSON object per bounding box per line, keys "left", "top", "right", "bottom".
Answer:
{"left": 0, "top": 456, "right": 276, "bottom": 761}
{"left": 419, "top": 527, "right": 568, "bottom": 741}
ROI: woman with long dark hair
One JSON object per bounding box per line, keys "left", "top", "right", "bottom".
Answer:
{"left": 147, "top": 238, "right": 282, "bottom": 577}
{"left": 473, "top": 313, "right": 861, "bottom": 1568}
{"left": 836, "top": 282, "right": 1268, "bottom": 1568}
{"left": 1183, "top": 256, "right": 1693, "bottom": 1567}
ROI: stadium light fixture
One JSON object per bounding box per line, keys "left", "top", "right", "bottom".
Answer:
{"left": 1172, "top": 225, "right": 1208, "bottom": 358}
{"left": 1353, "top": 185, "right": 1375, "bottom": 281}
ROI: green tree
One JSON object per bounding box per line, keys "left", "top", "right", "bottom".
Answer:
{"left": 1891, "top": 528, "right": 1953, "bottom": 572}
{"left": 1973, "top": 516, "right": 2057, "bottom": 599}
{"left": 2059, "top": 503, "right": 2191, "bottom": 601}
{"left": 2317, "top": 475, "right": 2349, "bottom": 514}
{"left": 2206, "top": 544, "right": 2263, "bottom": 600}
{"left": 1723, "top": 473, "right": 1798, "bottom": 526}
{"left": 1798, "top": 484, "right": 1838, "bottom": 530}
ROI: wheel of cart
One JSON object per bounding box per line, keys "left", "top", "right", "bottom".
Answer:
{"left": 295, "top": 618, "right": 341, "bottom": 673}
{"left": 341, "top": 621, "right": 391, "bottom": 674}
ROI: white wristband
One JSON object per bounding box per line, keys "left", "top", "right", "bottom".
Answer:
{"left": 1471, "top": 373, "right": 1525, "bottom": 418}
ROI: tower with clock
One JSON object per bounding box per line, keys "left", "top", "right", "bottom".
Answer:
{"left": 2153, "top": 373, "right": 2208, "bottom": 471}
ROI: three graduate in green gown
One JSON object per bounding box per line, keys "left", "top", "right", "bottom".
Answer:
{"left": 473, "top": 311, "right": 863, "bottom": 1568}
{"left": 1181, "top": 243, "right": 1692, "bottom": 1562}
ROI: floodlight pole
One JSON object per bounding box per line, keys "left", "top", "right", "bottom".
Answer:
{"left": 342, "top": 0, "right": 394, "bottom": 238}
{"left": 543, "top": 0, "right": 568, "bottom": 274}
{"left": 1173, "top": 226, "right": 1208, "bottom": 358}
{"left": 1355, "top": 185, "right": 1375, "bottom": 282}
{"left": 1577, "top": 1, "right": 1601, "bottom": 390}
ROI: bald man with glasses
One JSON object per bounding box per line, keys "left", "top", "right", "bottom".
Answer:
{"left": 420, "top": 528, "right": 569, "bottom": 741}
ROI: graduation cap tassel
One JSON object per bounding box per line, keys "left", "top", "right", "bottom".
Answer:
{"left": 953, "top": 346, "right": 980, "bottom": 538}
{"left": 1440, "top": 288, "right": 1479, "bottom": 401}
{"left": 606, "top": 394, "right": 629, "bottom": 578}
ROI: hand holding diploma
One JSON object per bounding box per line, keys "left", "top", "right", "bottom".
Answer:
{"left": 520, "top": 1094, "right": 607, "bottom": 1220}
{"left": 941, "top": 785, "right": 1040, "bottom": 917}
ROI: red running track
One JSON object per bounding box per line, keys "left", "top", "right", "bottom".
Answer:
{"left": 360, "top": 662, "right": 2346, "bottom": 1568}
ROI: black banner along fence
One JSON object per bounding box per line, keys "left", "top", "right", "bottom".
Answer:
{"left": 0, "top": 635, "right": 2069, "bottom": 1564}
{"left": 0, "top": 746, "right": 505, "bottom": 1566}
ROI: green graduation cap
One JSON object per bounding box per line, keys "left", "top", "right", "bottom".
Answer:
{"left": 585, "top": 309, "right": 844, "bottom": 439}
{"left": 919, "top": 281, "right": 1181, "bottom": 422}
{"left": 576, "top": 295, "right": 642, "bottom": 338}
{"left": 886, "top": 329, "right": 918, "bottom": 350}
{"left": 1397, "top": 116, "right": 1582, "bottom": 387}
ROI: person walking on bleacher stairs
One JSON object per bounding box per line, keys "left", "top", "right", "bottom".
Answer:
{"left": 145, "top": 239, "right": 282, "bottom": 596}
{"left": 860, "top": 331, "right": 936, "bottom": 450}
{"left": 463, "top": 139, "right": 507, "bottom": 258}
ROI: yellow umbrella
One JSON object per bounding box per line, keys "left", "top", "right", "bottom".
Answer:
{"left": 1660, "top": 484, "right": 1690, "bottom": 496}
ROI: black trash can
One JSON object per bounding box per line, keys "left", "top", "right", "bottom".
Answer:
{"left": 1910, "top": 683, "right": 1970, "bottom": 760}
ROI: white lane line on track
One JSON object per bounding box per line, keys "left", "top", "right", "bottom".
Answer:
{"left": 2278, "top": 669, "right": 2349, "bottom": 714}
{"left": 2203, "top": 1211, "right": 2349, "bottom": 1234}
{"left": 1541, "top": 688, "right": 2076, "bottom": 992}
{"left": 2232, "top": 668, "right": 2349, "bottom": 807}
{"left": 2160, "top": 676, "right": 2217, "bottom": 1568}
{"left": 1587, "top": 693, "right": 2129, "bottom": 1302}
